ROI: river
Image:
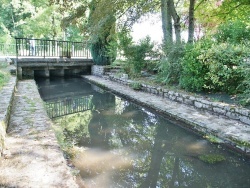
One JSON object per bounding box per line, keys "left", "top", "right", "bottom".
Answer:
{"left": 36, "top": 77, "right": 250, "bottom": 188}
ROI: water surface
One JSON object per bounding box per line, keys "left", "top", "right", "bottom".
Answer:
{"left": 36, "top": 77, "right": 250, "bottom": 188}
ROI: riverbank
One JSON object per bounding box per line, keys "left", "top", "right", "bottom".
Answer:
{"left": 83, "top": 75, "right": 250, "bottom": 156}
{"left": 0, "top": 79, "right": 78, "bottom": 187}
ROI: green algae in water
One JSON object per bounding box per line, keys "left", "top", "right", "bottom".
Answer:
{"left": 204, "top": 135, "right": 223, "bottom": 144}
{"left": 199, "top": 154, "right": 226, "bottom": 164}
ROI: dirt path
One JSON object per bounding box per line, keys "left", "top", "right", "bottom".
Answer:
{"left": 0, "top": 80, "right": 78, "bottom": 188}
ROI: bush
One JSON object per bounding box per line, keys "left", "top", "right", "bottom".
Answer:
{"left": 179, "top": 39, "right": 213, "bottom": 91}
{"left": 214, "top": 20, "right": 250, "bottom": 44}
{"left": 157, "top": 44, "right": 184, "bottom": 85}
{"left": 118, "top": 32, "right": 156, "bottom": 77}
{"left": 0, "top": 62, "right": 10, "bottom": 90}
{"left": 239, "top": 51, "right": 250, "bottom": 106}
{"left": 129, "top": 82, "right": 142, "bottom": 90}
{"left": 201, "top": 43, "right": 248, "bottom": 94}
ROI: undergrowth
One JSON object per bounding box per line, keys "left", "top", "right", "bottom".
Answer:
{"left": 0, "top": 62, "right": 10, "bottom": 90}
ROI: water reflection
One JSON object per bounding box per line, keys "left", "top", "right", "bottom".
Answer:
{"left": 36, "top": 77, "right": 250, "bottom": 188}
{"left": 46, "top": 95, "right": 93, "bottom": 118}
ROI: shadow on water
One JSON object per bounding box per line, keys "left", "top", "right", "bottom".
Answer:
{"left": 36, "top": 77, "right": 250, "bottom": 188}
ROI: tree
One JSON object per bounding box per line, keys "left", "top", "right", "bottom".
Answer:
{"left": 188, "top": 0, "right": 195, "bottom": 43}
{"left": 0, "top": 0, "right": 65, "bottom": 39}
{"left": 87, "top": 0, "right": 117, "bottom": 65}
{"left": 161, "top": 0, "right": 173, "bottom": 45}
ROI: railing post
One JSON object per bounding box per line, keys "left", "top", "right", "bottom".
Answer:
{"left": 15, "top": 38, "right": 18, "bottom": 60}
{"left": 43, "top": 40, "right": 45, "bottom": 58}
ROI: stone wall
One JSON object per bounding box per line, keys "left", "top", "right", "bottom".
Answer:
{"left": 107, "top": 74, "right": 250, "bottom": 126}
{"left": 0, "top": 76, "right": 17, "bottom": 157}
{"left": 91, "top": 65, "right": 105, "bottom": 76}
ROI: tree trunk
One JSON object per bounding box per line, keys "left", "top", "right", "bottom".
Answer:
{"left": 188, "top": 0, "right": 195, "bottom": 43}
{"left": 161, "top": 0, "right": 173, "bottom": 46}
{"left": 169, "top": 0, "right": 181, "bottom": 44}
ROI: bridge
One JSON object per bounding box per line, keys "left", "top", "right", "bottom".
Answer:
{"left": 13, "top": 37, "right": 94, "bottom": 78}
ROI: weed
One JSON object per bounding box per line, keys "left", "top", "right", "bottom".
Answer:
{"left": 199, "top": 154, "right": 226, "bottom": 164}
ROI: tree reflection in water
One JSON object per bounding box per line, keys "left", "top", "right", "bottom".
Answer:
{"left": 43, "top": 79, "right": 250, "bottom": 188}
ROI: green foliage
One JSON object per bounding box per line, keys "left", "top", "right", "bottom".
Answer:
{"left": 214, "top": 20, "right": 250, "bottom": 44}
{"left": 89, "top": 3, "right": 117, "bottom": 66}
{"left": 199, "top": 154, "right": 226, "bottom": 164}
{"left": 201, "top": 43, "right": 248, "bottom": 94}
{"left": 180, "top": 38, "right": 249, "bottom": 95}
{"left": 90, "top": 38, "right": 110, "bottom": 65}
{"left": 53, "top": 111, "right": 92, "bottom": 157}
{"left": 157, "top": 44, "right": 184, "bottom": 85}
{"left": 0, "top": 62, "right": 10, "bottom": 90}
{"left": 180, "top": 39, "right": 213, "bottom": 91}
{"left": 119, "top": 32, "right": 155, "bottom": 76}
{"left": 129, "top": 82, "right": 142, "bottom": 90}
{"left": 239, "top": 54, "right": 250, "bottom": 106}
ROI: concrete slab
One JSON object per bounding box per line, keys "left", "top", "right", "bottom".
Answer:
{"left": 0, "top": 80, "right": 78, "bottom": 187}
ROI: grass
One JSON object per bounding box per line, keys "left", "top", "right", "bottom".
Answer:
{"left": 0, "top": 61, "right": 10, "bottom": 90}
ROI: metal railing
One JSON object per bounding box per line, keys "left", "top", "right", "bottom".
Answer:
{"left": 45, "top": 95, "right": 93, "bottom": 118}
{"left": 15, "top": 37, "right": 91, "bottom": 59}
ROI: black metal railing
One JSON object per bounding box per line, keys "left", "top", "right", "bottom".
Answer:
{"left": 15, "top": 37, "right": 91, "bottom": 59}
{"left": 45, "top": 95, "right": 93, "bottom": 118}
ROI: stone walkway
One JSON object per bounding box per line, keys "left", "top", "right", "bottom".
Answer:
{"left": 0, "top": 80, "right": 78, "bottom": 188}
{"left": 83, "top": 75, "right": 250, "bottom": 154}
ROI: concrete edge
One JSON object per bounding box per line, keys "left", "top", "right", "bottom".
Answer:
{"left": 0, "top": 75, "right": 17, "bottom": 157}
{"left": 83, "top": 75, "right": 250, "bottom": 157}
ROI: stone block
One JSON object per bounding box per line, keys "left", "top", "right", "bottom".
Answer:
{"left": 213, "top": 107, "right": 226, "bottom": 115}
{"left": 235, "top": 108, "right": 250, "bottom": 116}
{"left": 189, "top": 96, "right": 196, "bottom": 101}
{"left": 169, "top": 95, "right": 176, "bottom": 101}
{"left": 194, "top": 101, "right": 203, "bottom": 108}
{"left": 163, "top": 92, "right": 169, "bottom": 99}
{"left": 152, "top": 88, "right": 158, "bottom": 95}
{"left": 174, "top": 92, "right": 179, "bottom": 97}
{"left": 0, "top": 121, "right": 6, "bottom": 157}
{"left": 168, "top": 91, "right": 174, "bottom": 95}
{"left": 225, "top": 112, "right": 239, "bottom": 120}
{"left": 176, "top": 97, "right": 184, "bottom": 103}
{"left": 184, "top": 98, "right": 193, "bottom": 105}
{"left": 239, "top": 116, "right": 250, "bottom": 125}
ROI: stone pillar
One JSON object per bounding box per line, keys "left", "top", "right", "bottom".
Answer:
{"left": 91, "top": 65, "right": 105, "bottom": 76}
{"left": 17, "top": 67, "right": 22, "bottom": 79}
{"left": 44, "top": 69, "right": 50, "bottom": 78}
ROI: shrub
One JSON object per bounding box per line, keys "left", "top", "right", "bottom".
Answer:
{"left": 179, "top": 39, "right": 213, "bottom": 91}
{"left": 201, "top": 43, "right": 248, "bottom": 94}
{"left": 214, "top": 20, "right": 250, "bottom": 44}
{"left": 129, "top": 82, "right": 142, "bottom": 90}
{"left": 118, "top": 32, "right": 156, "bottom": 77}
{"left": 239, "top": 51, "right": 250, "bottom": 106}
{"left": 157, "top": 44, "right": 184, "bottom": 85}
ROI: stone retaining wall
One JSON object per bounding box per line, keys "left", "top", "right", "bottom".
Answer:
{"left": 107, "top": 74, "right": 250, "bottom": 126}
{"left": 0, "top": 76, "right": 17, "bottom": 157}
{"left": 91, "top": 65, "right": 105, "bottom": 76}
